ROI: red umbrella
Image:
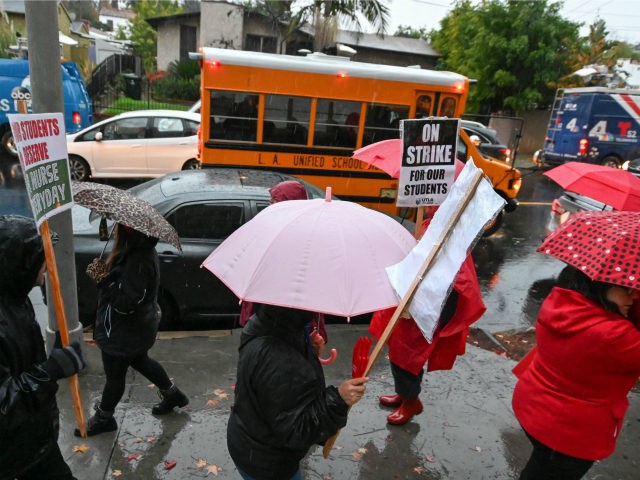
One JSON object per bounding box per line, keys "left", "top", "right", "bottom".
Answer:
{"left": 352, "top": 139, "right": 402, "bottom": 178}
{"left": 543, "top": 162, "right": 640, "bottom": 211}
{"left": 537, "top": 210, "right": 640, "bottom": 289}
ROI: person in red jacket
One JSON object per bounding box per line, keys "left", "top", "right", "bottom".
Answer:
{"left": 512, "top": 265, "right": 640, "bottom": 479}
{"left": 369, "top": 189, "right": 486, "bottom": 425}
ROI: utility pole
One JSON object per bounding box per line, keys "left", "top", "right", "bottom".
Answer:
{"left": 24, "top": 1, "right": 82, "bottom": 350}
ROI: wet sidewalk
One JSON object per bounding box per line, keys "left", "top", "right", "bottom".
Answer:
{"left": 52, "top": 325, "right": 640, "bottom": 480}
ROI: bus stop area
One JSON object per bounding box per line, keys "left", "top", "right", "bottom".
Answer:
{"left": 46, "top": 317, "right": 640, "bottom": 479}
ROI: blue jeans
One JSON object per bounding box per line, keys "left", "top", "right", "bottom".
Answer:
{"left": 237, "top": 467, "right": 302, "bottom": 480}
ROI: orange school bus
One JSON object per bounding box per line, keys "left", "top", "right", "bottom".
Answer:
{"left": 190, "top": 47, "right": 521, "bottom": 225}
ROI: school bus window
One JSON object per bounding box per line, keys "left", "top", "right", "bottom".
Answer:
{"left": 363, "top": 103, "right": 409, "bottom": 145}
{"left": 210, "top": 91, "right": 259, "bottom": 142}
{"left": 314, "top": 99, "right": 361, "bottom": 148}
{"left": 263, "top": 94, "right": 311, "bottom": 146}
{"left": 440, "top": 97, "right": 456, "bottom": 117}
{"left": 416, "top": 95, "right": 433, "bottom": 118}
{"left": 457, "top": 136, "right": 468, "bottom": 163}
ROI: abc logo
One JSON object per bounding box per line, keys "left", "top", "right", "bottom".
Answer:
{"left": 11, "top": 86, "right": 31, "bottom": 101}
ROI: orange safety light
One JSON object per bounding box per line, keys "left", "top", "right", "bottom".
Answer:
{"left": 337, "top": 71, "right": 347, "bottom": 78}
{"left": 453, "top": 81, "right": 464, "bottom": 92}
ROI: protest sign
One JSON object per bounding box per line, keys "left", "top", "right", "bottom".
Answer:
{"left": 396, "top": 118, "right": 459, "bottom": 207}
{"left": 8, "top": 112, "right": 72, "bottom": 227}
{"left": 387, "top": 160, "right": 505, "bottom": 342}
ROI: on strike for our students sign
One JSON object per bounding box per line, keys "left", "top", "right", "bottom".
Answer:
{"left": 396, "top": 118, "right": 459, "bottom": 207}
{"left": 8, "top": 112, "right": 73, "bottom": 227}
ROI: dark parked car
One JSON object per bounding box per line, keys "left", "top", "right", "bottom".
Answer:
{"left": 461, "top": 120, "right": 512, "bottom": 163}
{"left": 73, "top": 168, "right": 413, "bottom": 330}
{"left": 73, "top": 168, "right": 332, "bottom": 329}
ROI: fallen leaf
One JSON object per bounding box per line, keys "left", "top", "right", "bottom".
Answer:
{"left": 86, "top": 340, "right": 96, "bottom": 346}
{"left": 206, "top": 464, "right": 220, "bottom": 475}
{"left": 195, "top": 459, "right": 207, "bottom": 468}
{"left": 146, "top": 436, "right": 157, "bottom": 443}
{"left": 207, "top": 399, "right": 219, "bottom": 407}
{"left": 132, "top": 437, "right": 144, "bottom": 443}
{"left": 474, "top": 446, "right": 482, "bottom": 452}
{"left": 352, "top": 452, "right": 361, "bottom": 460}
{"left": 213, "top": 389, "right": 229, "bottom": 399}
{"left": 73, "top": 444, "right": 89, "bottom": 453}
{"left": 358, "top": 447, "right": 367, "bottom": 454}
{"left": 425, "top": 455, "right": 435, "bottom": 462}
{"left": 413, "top": 466, "right": 425, "bottom": 473}
{"left": 112, "top": 470, "right": 122, "bottom": 477}
{"left": 125, "top": 454, "right": 141, "bottom": 461}
{"left": 148, "top": 383, "right": 155, "bottom": 388}
{"left": 164, "top": 460, "right": 177, "bottom": 470}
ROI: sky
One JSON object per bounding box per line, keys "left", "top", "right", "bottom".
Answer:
{"left": 383, "top": 0, "right": 640, "bottom": 45}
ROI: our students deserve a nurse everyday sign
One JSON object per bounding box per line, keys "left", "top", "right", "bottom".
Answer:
{"left": 396, "top": 118, "right": 459, "bottom": 207}
{"left": 8, "top": 112, "right": 73, "bottom": 226}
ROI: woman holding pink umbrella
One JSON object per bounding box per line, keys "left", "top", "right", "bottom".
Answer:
{"left": 513, "top": 210, "right": 640, "bottom": 479}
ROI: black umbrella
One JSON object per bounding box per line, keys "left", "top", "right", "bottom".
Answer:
{"left": 72, "top": 181, "right": 181, "bottom": 251}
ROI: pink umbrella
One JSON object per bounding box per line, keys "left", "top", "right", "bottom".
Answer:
{"left": 353, "top": 139, "right": 464, "bottom": 180}
{"left": 352, "top": 139, "right": 403, "bottom": 178}
{"left": 202, "top": 189, "right": 416, "bottom": 317}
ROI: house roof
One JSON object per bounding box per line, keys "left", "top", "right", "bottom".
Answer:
{"left": 146, "top": 11, "right": 200, "bottom": 29}
{"left": 336, "top": 30, "right": 439, "bottom": 58}
{"left": 98, "top": 6, "right": 135, "bottom": 20}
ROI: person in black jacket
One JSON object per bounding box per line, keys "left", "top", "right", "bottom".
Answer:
{"left": 227, "top": 303, "right": 368, "bottom": 480}
{"left": 0, "top": 215, "right": 85, "bottom": 480}
{"left": 76, "top": 223, "right": 188, "bottom": 437}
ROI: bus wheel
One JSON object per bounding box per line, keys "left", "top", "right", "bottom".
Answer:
{"left": 68, "top": 155, "right": 91, "bottom": 181}
{"left": 1, "top": 130, "right": 18, "bottom": 157}
{"left": 182, "top": 159, "right": 200, "bottom": 170}
{"left": 482, "top": 209, "right": 505, "bottom": 237}
{"left": 601, "top": 156, "right": 621, "bottom": 168}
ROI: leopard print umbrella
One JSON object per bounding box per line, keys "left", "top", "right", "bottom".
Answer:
{"left": 72, "top": 181, "right": 181, "bottom": 251}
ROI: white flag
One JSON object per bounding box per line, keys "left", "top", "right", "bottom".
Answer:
{"left": 385, "top": 160, "right": 505, "bottom": 342}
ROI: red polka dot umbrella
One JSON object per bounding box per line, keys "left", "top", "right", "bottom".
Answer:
{"left": 537, "top": 210, "right": 640, "bottom": 289}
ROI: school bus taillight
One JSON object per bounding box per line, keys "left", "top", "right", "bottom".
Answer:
{"left": 207, "top": 58, "right": 221, "bottom": 68}
{"left": 578, "top": 138, "right": 589, "bottom": 155}
{"left": 454, "top": 81, "right": 464, "bottom": 92}
{"left": 337, "top": 71, "right": 347, "bottom": 78}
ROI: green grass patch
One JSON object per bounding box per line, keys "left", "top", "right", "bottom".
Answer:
{"left": 101, "top": 97, "right": 192, "bottom": 116}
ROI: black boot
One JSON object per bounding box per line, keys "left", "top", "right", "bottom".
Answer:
{"left": 74, "top": 407, "right": 117, "bottom": 437}
{"left": 152, "top": 384, "right": 189, "bottom": 415}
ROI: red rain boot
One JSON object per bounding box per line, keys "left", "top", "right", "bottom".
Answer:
{"left": 379, "top": 393, "right": 403, "bottom": 407}
{"left": 387, "top": 398, "right": 424, "bottom": 425}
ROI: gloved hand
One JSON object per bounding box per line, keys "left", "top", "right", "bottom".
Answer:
{"left": 86, "top": 257, "right": 109, "bottom": 283}
{"left": 41, "top": 342, "right": 86, "bottom": 380}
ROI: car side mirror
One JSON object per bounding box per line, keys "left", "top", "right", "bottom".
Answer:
{"left": 95, "top": 131, "right": 103, "bottom": 142}
{"left": 99, "top": 217, "right": 110, "bottom": 241}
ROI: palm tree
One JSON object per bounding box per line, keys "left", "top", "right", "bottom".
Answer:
{"left": 246, "top": 0, "right": 390, "bottom": 54}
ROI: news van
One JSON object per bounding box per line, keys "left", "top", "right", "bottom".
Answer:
{"left": 537, "top": 87, "right": 640, "bottom": 168}
{"left": 0, "top": 58, "right": 93, "bottom": 157}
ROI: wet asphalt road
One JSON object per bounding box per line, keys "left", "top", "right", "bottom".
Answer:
{"left": 0, "top": 156, "right": 564, "bottom": 334}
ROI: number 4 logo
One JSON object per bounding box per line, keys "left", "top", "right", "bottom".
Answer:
{"left": 588, "top": 120, "right": 607, "bottom": 138}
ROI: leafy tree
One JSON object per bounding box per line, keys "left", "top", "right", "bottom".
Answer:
{"left": 0, "top": 20, "right": 16, "bottom": 59}
{"left": 128, "top": 0, "right": 183, "bottom": 74}
{"left": 430, "top": 0, "right": 581, "bottom": 114}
